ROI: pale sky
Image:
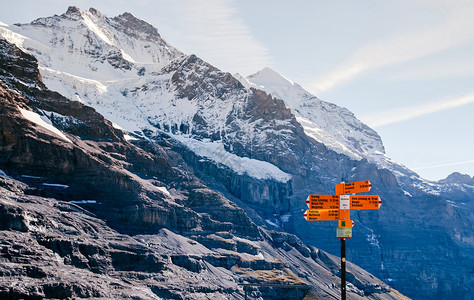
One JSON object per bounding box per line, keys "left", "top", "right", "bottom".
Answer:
{"left": 1, "top": 0, "right": 473, "bottom": 181}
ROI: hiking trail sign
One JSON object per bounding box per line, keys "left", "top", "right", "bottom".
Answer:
{"left": 303, "top": 180, "right": 381, "bottom": 300}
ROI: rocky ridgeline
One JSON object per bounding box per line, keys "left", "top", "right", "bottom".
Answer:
{"left": 2, "top": 7, "right": 473, "bottom": 299}
{"left": 0, "top": 38, "right": 405, "bottom": 299}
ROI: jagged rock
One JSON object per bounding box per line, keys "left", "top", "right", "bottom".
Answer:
{"left": 0, "top": 7, "right": 445, "bottom": 299}
{"left": 0, "top": 173, "right": 406, "bottom": 299}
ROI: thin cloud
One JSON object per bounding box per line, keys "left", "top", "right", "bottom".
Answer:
{"left": 361, "top": 92, "right": 474, "bottom": 128}
{"left": 0, "top": 0, "right": 272, "bottom": 75}
{"left": 412, "top": 158, "right": 474, "bottom": 171}
{"left": 389, "top": 57, "right": 474, "bottom": 81}
{"left": 155, "top": 0, "right": 272, "bottom": 75}
{"left": 310, "top": 2, "right": 474, "bottom": 93}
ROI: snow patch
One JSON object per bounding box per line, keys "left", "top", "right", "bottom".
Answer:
{"left": 70, "top": 200, "right": 97, "bottom": 204}
{"left": 280, "top": 213, "right": 291, "bottom": 223}
{"left": 21, "top": 175, "right": 42, "bottom": 179}
{"left": 19, "top": 107, "right": 73, "bottom": 143}
{"left": 112, "top": 122, "right": 125, "bottom": 130}
{"left": 446, "top": 200, "right": 461, "bottom": 208}
{"left": 124, "top": 134, "right": 139, "bottom": 141}
{"left": 174, "top": 135, "right": 292, "bottom": 183}
{"left": 296, "top": 115, "right": 362, "bottom": 160}
{"left": 265, "top": 219, "right": 279, "bottom": 227}
{"left": 156, "top": 186, "right": 171, "bottom": 197}
{"left": 42, "top": 183, "right": 69, "bottom": 188}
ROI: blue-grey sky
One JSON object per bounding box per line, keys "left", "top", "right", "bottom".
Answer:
{"left": 1, "top": 0, "right": 473, "bottom": 180}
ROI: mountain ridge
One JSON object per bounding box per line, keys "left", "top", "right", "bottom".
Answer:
{"left": 1, "top": 7, "right": 473, "bottom": 299}
{"left": 0, "top": 36, "right": 405, "bottom": 299}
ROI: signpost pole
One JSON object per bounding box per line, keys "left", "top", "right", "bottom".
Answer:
{"left": 341, "top": 238, "right": 346, "bottom": 300}
{"left": 303, "top": 180, "right": 379, "bottom": 300}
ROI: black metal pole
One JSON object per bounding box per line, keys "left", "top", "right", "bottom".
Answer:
{"left": 341, "top": 238, "right": 346, "bottom": 300}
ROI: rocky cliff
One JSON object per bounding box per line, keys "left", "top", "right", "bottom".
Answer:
{"left": 0, "top": 37, "right": 407, "bottom": 299}
{"left": 1, "top": 7, "right": 473, "bottom": 299}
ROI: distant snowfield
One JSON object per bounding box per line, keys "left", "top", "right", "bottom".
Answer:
{"left": 173, "top": 135, "right": 292, "bottom": 183}
{"left": 1, "top": 10, "right": 428, "bottom": 187}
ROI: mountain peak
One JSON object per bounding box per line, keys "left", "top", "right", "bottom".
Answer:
{"left": 5, "top": 6, "right": 184, "bottom": 75}
{"left": 112, "top": 11, "right": 163, "bottom": 41}
{"left": 439, "top": 172, "right": 474, "bottom": 185}
{"left": 248, "top": 67, "right": 295, "bottom": 89}
{"left": 243, "top": 66, "right": 387, "bottom": 163}
{"left": 64, "top": 6, "right": 102, "bottom": 18}
{"left": 65, "top": 6, "right": 81, "bottom": 16}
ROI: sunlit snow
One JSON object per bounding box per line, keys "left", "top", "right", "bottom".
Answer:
{"left": 173, "top": 135, "right": 291, "bottom": 183}
{"left": 19, "top": 107, "right": 73, "bottom": 143}
{"left": 42, "top": 183, "right": 69, "bottom": 188}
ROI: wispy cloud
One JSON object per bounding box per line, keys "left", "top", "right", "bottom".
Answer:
{"left": 360, "top": 92, "right": 474, "bottom": 128}
{"left": 412, "top": 158, "right": 474, "bottom": 171}
{"left": 0, "top": 0, "right": 272, "bottom": 75}
{"left": 152, "top": 0, "right": 272, "bottom": 75}
{"left": 389, "top": 57, "right": 474, "bottom": 81}
{"left": 309, "top": 2, "right": 474, "bottom": 93}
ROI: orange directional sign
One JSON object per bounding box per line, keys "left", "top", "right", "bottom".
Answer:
{"left": 303, "top": 209, "right": 339, "bottom": 221}
{"left": 336, "top": 180, "right": 372, "bottom": 195}
{"left": 350, "top": 195, "right": 381, "bottom": 210}
{"left": 306, "top": 195, "right": 339, "bottom": 209}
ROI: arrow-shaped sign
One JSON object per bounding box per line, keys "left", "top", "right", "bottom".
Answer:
{"left": 305, "top": 195, "right": 339, "bottom": 209}
{"left": 350, "top": 195, "right": 382, "bottom": 210}
{"left": 338, "top": 220, "right": 355, "bottom": 228}
{"left": 306, "top": 194, "right": 382, "bottom": 210}
{"left": 303, "top": 209, "right": 339, "bottom": 221}
{"left": 336, "top": 180, "right": 372, "bottom": 195}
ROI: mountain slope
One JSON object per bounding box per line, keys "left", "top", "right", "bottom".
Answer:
{"left": 0, "top": 33, "right": 406, "bottom": 299}
{"left": 1, "top": 7, "right": 473, "bottom": 299}
{"left": 238, "top": 68, "right": 385, "bottom": 162}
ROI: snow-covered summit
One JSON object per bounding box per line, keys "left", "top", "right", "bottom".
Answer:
{"left": 0, "top": 7, "right": 415, "bottom": 186}
{"left": 0, "top": 6, "right": 183, "bottom": 81}
{"left": 241, "top": 68, "right": 386, "bottom": 163}
{"left": 240, "top": 68, "right": 461, "bottom": 195}
{"left": 0, "top": 7, "right": 293, "bottom": 183}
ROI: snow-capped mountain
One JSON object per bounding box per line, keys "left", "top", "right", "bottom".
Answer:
{"left": 0, "top": 6, "right": 432, "bottom": 188}
{"left": 0, "top": 22, "right": 400, "bottom": 300}
{"left": 1, "top": 7, "right": 473, "bottom": 300}
{"left": 1, "top": 8, "right": 298, "bottom": 185}
{"left": 238, "top": 67, "right": 473, "bottom": 199}
{"left": 239, "top": 67, "right": 385, "bottom": 162}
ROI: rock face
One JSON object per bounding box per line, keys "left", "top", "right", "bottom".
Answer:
{"left": 0, "top": 174, "right": 405, "bottom": 299}
{"left": 1, "top": 7, "right": 472, "bottom": 299}
{"left": 0, "top": 37, "right": 406, "bottom": 299}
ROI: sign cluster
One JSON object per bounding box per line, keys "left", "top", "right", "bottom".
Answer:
{"left": 303, "top": 180, "right": 381, "bottom": 238}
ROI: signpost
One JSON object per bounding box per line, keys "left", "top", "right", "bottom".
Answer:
{"left": 350, "top": 195, "right": 381, "bottom": 210}
{"left": 335, "top": 180, "right": 372, "bottom": 195}
{"left": 303, "top": 209, "right": 339, "bottom": 221}
{"left": 303, "top": 180, "right": 381, "bottom": 300}
{"left": 305, "top": 195, "right": 339, "bottom": 209}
